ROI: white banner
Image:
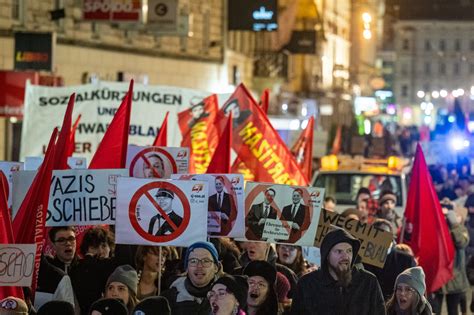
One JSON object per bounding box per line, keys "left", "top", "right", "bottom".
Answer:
{"left": 21, "top": 81, "right": 211, "bottom": 162}
{"left": 171, "top": 174, "right": 245, "bottom": 238}
{"left": 24, "top": 157, "right": 87, "bottom": 170}
{"left": 126, "top": 145, "right": 189, "bottom": 179}
{"left": 0, "top": 244, "right": 36, "bottom": 287}
{"left": 115, "top": 178, "right": 208, "bottom": 246}
{"left": 0, "top": 161, "right": 23, "bottom": 209}
{"left": 244, "top": 182, "right": 324, "bottom": 246}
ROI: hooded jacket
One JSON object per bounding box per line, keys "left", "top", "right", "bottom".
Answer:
{"left": 291, "top": 227, "right": 386, "bottom": 315}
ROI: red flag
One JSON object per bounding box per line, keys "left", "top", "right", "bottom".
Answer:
{"left": 331, "top": 125, "right": 342, "bottom": 155}
{"left": 152, "top": 112, "right": 169, "bottom": 146}
{"left": 0, "top": 171, "right": 24, "bottom": 299}
{"left": 178, "top": 94, "right": 219, "bottom": 173}
{"left": 231, "top": 158, "right": 255, "bottom": 181}
{"left": 404, "top": 143, "right": 455, "bottom": 293}
{"left": 89, "top": 80, "right": 133, "bottom": 169}
{"left": 207, "top": 114, "right": 232, "bottom": 174}
{"left": 53, "top": 93, "right": 75, "bottom": 169}
{"left": 259, "top": 89, "right": 270, "bottom": 114}
{"left": 291, "top": 117, "right": 314, "bottom": 183}
{"left": 67, "top": 114, "right": 82, "bottom": 157}
{"left": 13, "top": 128, "right": 58, "bottom": 295}
{"left": 218, "top": 84, "right": 308, "bottom": 186}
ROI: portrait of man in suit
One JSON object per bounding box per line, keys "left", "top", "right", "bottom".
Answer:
{"left": 245, "top": 188, "right": 277, "bottom": 240}
{"left": 208, "top": 176, "right": 235, "bottom": 235}
{"left": 280, "top": 188, "right": 309, "bottom": 243}
{"left": 148, "top": 188, "right": 183, "bottom": 236}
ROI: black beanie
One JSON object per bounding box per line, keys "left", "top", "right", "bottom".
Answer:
{"left": 213, "top": 275, "right": 249, "bottom": 309}
{"left": 89, "top": 298, "right": 128, "bottom": 315}
{"left": 243, "top": 260, "right": 277, "bottom": 285}
{"left": 37, "top": 300, "right": 74, "bottom": 315}
{"left": 132, "top": 296, "right": 171, "bottom": 315}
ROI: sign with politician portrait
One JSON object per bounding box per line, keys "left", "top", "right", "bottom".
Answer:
{"left": 126, "top": 145, "right": 189, "bottom": 179}
{"left": 115, "top": 178, "right": 208, "bottom": 246}
{"left": 171, "top": 174, "right": 244, "bottom": 238}
{"left": 244, "top": 182, "right": 324, "bottom": 246}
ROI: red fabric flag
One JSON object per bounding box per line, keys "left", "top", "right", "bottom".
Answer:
{"left": 13, "top": 128, "right": 58, "bottom": 295}
{"left": 67, "top": 114, "right": 82, "bottom": 157}
{"left": 53, "top": 93, "right": 75, "bottom": 169}
{"left": 152, "top": 112, "right": 169, "bottom": 147}
{"left": 207, "top": 114, "right": 232, "bottom": 174}
{"left": 178, "top": 94, "right": 219, "bottom": 173}
{"left": 291, "top": 117, "right": 314, "bottom": 183}
{"left": 0, "top": 171, "right": 24, "bottom": 300}
{"left": 331, "top": 125, "right": 342, "bottom": 155}
{"left": 404, "top": 143, "right": 455, "bottom": 293}
{"left": 89, "top": 80, "right": 133, "bottom": 169}
{"left": 259, "top": 89, "right": 270, "bottom": 114}
{"left": 218, "top": 84, "right": 308, "bottom": 186}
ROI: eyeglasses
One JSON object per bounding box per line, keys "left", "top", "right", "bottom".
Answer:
{"left": 248, "top": 280, "right": 268, "bottom": 290}
{"left": 207, "top": 289, "right": 230, "bottom": 300}
{"left": 187, "top": 258, "right": 214, "bottom": 268}
{"left": 396, "top": 286, "right": 416, "bottom": 295}
{"left": 54, "top": 236, "right": 76, "bottom": 245}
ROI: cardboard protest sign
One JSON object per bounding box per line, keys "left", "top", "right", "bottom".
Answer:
{"left": 0, "top": 244, "right": 36, "bottom": 287}
{"left": 314, "top": 209, "right": 393, "bottom": 268}
{"left": 244, "top": 182, "right": 324, "bottom": 246}
{"left": 115, "top": 178, "right": 208, "bottom": 246}
{"left": 126, "top": 145, "right": 189, "bottom": 179}
{"left": 46, "top": 169, "right": 128, "bottom": 226}
{"left": 0, "top": 161, "right": 23, "bottom": 208}
{"left": 171, "top": 174, "right": 245, "bottom": 237}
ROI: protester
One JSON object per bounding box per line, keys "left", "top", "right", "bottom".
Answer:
{"left": 47, "top": 226, "right": 79, "bottom": 272}
{"left": 132, "top": 296, "right": 171, "bottom": 315}
{"left": 135, "top": 246, "right": 170, "bottom": 298}
{"left": 291, "top": 227, "right": 385, "bottom": 314}
{"left": 275, "top": 272, "right": 291, "bottom": 314}
{"left": 208, "top": 275, "right": 248, "bottom": 315}
{"left": 385, "top": 267, "right": 432, "bottom": 315}
{"left": 104, "top": 265, "right": 139, "bottom": 314}
{"left": 210, "top": 238, "right": 241, "bottom": 274}
{"left": 276, "top": 244, "right": 312, "bottom": 278}
{"left": 80, "top": 226, "right": 115, "bottom": 258}
{"left": 0, "top": 296, "right": 28, "bottom": 315}
{"left": 243, "top": 261, "right": 278, "bottom": 315}
{"left": 323, "top": 196, "right": 336, "bottom": 212}
{"left": 37, "top": 300, "right": 75, "bottom": 315}
{"left": 161, "top": 241, "right": 220, "bottom": 315}
{"left": 376, "top": 191, "right": 401, "bottom": 235}
{"left": 89, "top": 298, "right": 128, "bottom": 315}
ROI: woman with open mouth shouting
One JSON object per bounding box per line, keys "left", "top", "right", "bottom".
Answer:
{"left": 386, "top": 266, "right": 433, "bottom": 315}
{"left": 208, "top": 275, "right": 248, "bottom": 315}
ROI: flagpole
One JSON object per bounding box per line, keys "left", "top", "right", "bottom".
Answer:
{"left": 157, "top": 246, "right": 162, "bottom": 296}
{"left": 399, "top": 217, "right": 406, "bottom": 243}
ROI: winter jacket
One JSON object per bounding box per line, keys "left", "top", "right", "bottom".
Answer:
{"left": 291, "top": 228, "right": 386, "bottom": 315}
{"left": 161, "top": 276, "right": 212, "bottom": 315}
{"left": 443, "top": 220, "right": 470, "bottom": 294}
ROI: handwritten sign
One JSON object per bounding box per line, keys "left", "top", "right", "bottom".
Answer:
{"left": 0, "top": 244, "right": 36, "bottom": 287}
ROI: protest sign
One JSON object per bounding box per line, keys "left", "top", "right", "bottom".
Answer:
{"left": 244, "top": 182, "right": 323, "bottom": 246}
{"left": 314, "top": 209, "right": 393, "bottom": 267}
{"left": 21, "top": 82, "right": 211, "bottom": 162}
{"left": 115, "top": 178, "right": 208, "bottom": 246}
{"left": 12, "top": 170, "right": 36, "bottom": 219}
{"left": 171, "top": 174, "right": 245, "bottom": 238}
{"left": 24, "top": 157, "right": 87, "bottom": 170}
{"left": 0, "top": 161, "right": 23, "bottom": 208}
{"left": 126, "top": 145, "right": 189, "bottom": 179}
{"left": 46, "top": 169, "right": 128, "bottom": 226}
{"left": 0, "top": 244, "right": 36, "bottom": 287}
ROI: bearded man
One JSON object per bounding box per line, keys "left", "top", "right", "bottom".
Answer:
{"left": 291, "top": 227, "right": 385, "bottom": 315}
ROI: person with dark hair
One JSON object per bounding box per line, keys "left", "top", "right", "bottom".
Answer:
{"left": 243, "top": 261, "right": 278, "bottom": 315}
{"left": 104, "top": 265, "right": 139, "bottom": 314}
{"left": 47, "top": 226, "right": 78, "bottom": 271}
{"left": 223, "top": 99, "right": 252, "bottom": 128}
{"left": 208, "top": 176, "right": 236, "bottom": 236}
{"left": 142, "top": 153, "right": 165, "bottom": 178}
{"left": 280, "top": 189, "right": 310, "bottom": 243}
{"left": 133, "top": 296, "right": 171, "bottom": 315}
{"left": 89, "top": 298, "right": 128, "bottom": 315}
{"left": 135, "top": 246, "right": 171, "bottom": 299}
{"left": 323, "top": 196, "right": 336, "bottom": 212}
{"left": 276, "top": 245, "right": 311, "bottom": 278}
{"left": 148, "top": 188, "right": 183, "bottom": 236}
{"left": 291, "top": 227, "right": 385, "bottom": 315}
{"left": 376, "top": 191, "right": 401, "bottom": 236}
{"left": 208, "top": 275, "right": 248, "bottom": 315}
{"left": 246, "top": 188, "right": 277, "bottom": 240}
{"left": 80, "top": 226, "right": 115, "bottom": 258}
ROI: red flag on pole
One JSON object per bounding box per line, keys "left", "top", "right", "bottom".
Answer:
{"left": 53, "top": 93, "right": 75, "bottom": 169}
{"left": 291, "top": 116, "right": 314, "bottom": 183}
{"left": 89, "top": 80, "right": 133, "bottom": 169}
{"left": 404, "top": 143, "right": 455, "bottom": 293}
{"left": 259, "top": 89, "right": 270, "bottom": 114}
{"left": 67, "top": 114, "right": 82, "bottom": 157}
{"left": 152, "top": 112, "right": 169, "bottom": 147}
{"left": 207, "top": 114, "right": 232, "bottom": 174}
{"left": 13, "top": 128, "right": 58, "bottom": 295}
{"left": 331, "top": 125, "right": 342, "bottom": 155}
{"left": 0, "top": 171, "right": 24, "bottom": 299}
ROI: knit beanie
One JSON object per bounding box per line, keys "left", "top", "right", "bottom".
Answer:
{"left": 213, "top": 275, "right": 249, "bottom": 309}
{"left": 132, "top": 296, "right": 171, "bottom": 315}
{"left": 395, "top": 266, "right": 426, "bottom": 298}
{"left": 184, "top": 241, "right": 219, "bottom": 269}
{"left": 379, "top": 192, "right": 397, "bottom": 206}
{"left": 37, "top": 300, "right": 74, "bottom": 315}
{"left": 89, "top": 298, "right": 128, "bottom": 315}
{"left": 275, "top": 272, "right": 291, "bottom": 303}
{"left": 0, "top": 297, "right": 28, "bottom": 315}
{"left": 106, "top": 265, "right": 138, "bottom": 296}
{"left": 243, "top": 260, "right": 277, "bottom": 285}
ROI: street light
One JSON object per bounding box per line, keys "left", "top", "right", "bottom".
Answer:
{"left": 440, "top": 89, "right": 448, "bottom": 98}
{"left": 362, "top": 12, "right": 372, "bottom": 23}
{"left": 432, "top": 91, "right": 439, "bottom": 99}
{"left": 363, "top": 29, "right": 372, "bottom": 39}
{"left": 417, "top": 90, "right": 425, "bottom": 98}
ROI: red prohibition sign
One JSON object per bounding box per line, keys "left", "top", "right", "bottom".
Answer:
{"left": 129, "top": 147, "right": 178, "bottom": 178}
{"left": 129, "top": 181, "right": 190, "bottom": 243}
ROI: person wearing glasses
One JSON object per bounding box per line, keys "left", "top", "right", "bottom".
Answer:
{"left": 162, "top": 241, "right": 221, "bottom": 315}
{"left": 208, "top": 275, "right": 248, "bottom": 315}
{"left": 243, "top": 260, "right": 278, "bottom": 315}
{"left": 46, "top": 226, "right": 78, "bottom": 272}
{"left": 385, "top": 267, "right": 432, "bottom": 315}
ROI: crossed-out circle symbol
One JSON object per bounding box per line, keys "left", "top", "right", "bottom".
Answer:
{"left": 129, "top": 147, "right": 178, "bottom": 178}
{"left": 129, "top": 181, "right": 190, "bottom": 243}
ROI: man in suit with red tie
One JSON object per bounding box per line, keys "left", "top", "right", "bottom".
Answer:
{"left": 280, "top": 188, "right": 309, "bottom": 243}
{"left": 208, "top": 176, "right": 235, "bottom": 235}
{"left": 245, "top": 188, "right": 278, "bottom": 240}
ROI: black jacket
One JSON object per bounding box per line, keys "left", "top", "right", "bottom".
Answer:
{"left": 291, "top": 228, "right": 385, "bottom": 315}
{"left": 148, "top": 211, "right": 183, "bottom": 236}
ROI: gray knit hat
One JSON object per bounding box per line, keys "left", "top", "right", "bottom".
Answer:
{"left": 395, "top": 266, "right": 426, "bottom": 297}
{"left": 106, "top": 265, "right": 138, "bottom": 296}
